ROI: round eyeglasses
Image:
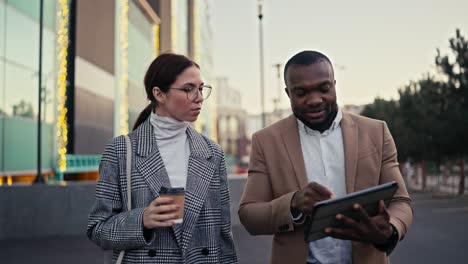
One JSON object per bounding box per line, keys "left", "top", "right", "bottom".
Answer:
{"left": 170, "top": 84, "right": 212, "bottom": 101}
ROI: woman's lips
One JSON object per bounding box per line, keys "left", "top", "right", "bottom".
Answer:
{"left": 191, "top": 108, "right": 201, "bottom": 114}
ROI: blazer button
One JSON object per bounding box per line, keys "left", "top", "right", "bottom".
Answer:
{"left": 148, "top": 249, "right": 156, "bottom": 257}
{"left": 201, "top": 248, "right": 209, "bottom": 256}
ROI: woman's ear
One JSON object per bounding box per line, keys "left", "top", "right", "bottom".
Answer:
{"left": 153, "top": 87, "right": 166, "bottom": 104}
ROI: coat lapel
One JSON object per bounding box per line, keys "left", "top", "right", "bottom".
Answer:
{"left": 341, "top": 112, "right": 358, "bottom": 193}
{"left": 180, "top": 126, "right": 215, "bottom": 252}
{"left": 281, "top": 115, "right": 308, "bottom": 188}
{"left": 134, "top": 119, "right": 182, "bottom": 246}
{"left": 135, "top": 119, "right": 172, "bottom": 196}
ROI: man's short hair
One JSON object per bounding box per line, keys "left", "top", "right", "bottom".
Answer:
{"left": 283, "top": 51, "right": 333, "bottom": 83}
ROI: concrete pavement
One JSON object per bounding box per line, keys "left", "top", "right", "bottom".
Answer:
{"left": 1, "top": 177, "right": 467, "bottom": 263}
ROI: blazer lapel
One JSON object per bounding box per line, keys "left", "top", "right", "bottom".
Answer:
{"left": 135, "top": 119, "right": 171, "bottom": 196}
{"left": 341, "top": 112, "right": 358, "bottom": 193}
{"left": 281, "top": 115, "right": 308, "bottom": 188}
{"left": 134, "top": 119, "right": 183, "bottom": 246}
{"left": 180, "top": 126, "right": 215, "bottom": 252}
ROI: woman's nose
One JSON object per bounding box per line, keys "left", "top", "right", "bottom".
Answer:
{"left": 193, "top": 89, "right": 204, "bottom": 103}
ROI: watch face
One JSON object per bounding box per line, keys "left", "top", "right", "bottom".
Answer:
{"left": 390, "top": 224, "right": 399, "bottom": 242}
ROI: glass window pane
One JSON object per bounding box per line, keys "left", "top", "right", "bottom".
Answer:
{"left": 128, "top": 0, "right": 154, "bottom": 121}
{"left": 5, "top": 3, "right": 39, "bottom": 72}
{"left": 1, "top": 0, "right": 56, "bottom": 174}
{"left": 0, "top": 0, "right": 4, "bottom": 173}
{"left": 128, "top": 0, "right": 153, "bottom": 84}
{"left": 175, "top": 0, "right": 188, "bottom": 55}
{"left": 4, "top": 63, "right": 37, "bottom": 118}
{"left": 1, "top": 0, "right": 5, "bottom": 115}
{"left": 7, "top": 0, "right": 55, "bottom": 29}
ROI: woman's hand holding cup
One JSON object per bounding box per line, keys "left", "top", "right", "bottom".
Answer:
{"left": 143, "top": 196, "right": 180, "bottom": 228}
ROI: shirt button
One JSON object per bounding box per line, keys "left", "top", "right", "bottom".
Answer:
{"left": 201, "top": 248, "right": 209, "bottom": 255}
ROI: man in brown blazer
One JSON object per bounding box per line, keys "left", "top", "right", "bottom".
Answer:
{"left": 238, "top": 51, "right": 412, "bottom": 264}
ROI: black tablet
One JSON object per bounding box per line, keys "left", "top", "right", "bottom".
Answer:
{"left": 304, "top": 181, "right": 399, "bottom": 242}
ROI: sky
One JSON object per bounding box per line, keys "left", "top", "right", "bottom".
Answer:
{"left": 212, "top": 0, "right": 468, "bottom": 114}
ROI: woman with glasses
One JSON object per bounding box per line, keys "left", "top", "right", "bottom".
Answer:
{"left": 87, "top": 53, "right": 238, "bottom": 264}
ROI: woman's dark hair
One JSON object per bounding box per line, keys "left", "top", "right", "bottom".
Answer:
{"left": 133, "top": 53, "right": 199, "bottom": 130}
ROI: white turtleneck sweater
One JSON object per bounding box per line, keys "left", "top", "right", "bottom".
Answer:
{"left": 150, "top": 112, "right": 190, "bottom": 188}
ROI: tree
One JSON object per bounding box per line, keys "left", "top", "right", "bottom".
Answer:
{"left": 12, "top": 100, "right": 34, "bottom": 118}
{"left": 435, "top": 28, "right": 468, "bottom": 194}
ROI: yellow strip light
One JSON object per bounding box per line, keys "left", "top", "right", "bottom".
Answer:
{"left": 56, "top": 0, "right": 69, "bottom": 172}
{"left": 154, "top": 24, "right": 160, "bottom": 57}
{"left": 119, "top": 0, "right": 129, "bottom": 135}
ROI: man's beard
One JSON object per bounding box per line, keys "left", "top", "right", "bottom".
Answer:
{"left": 296, "top": 102, "right": 338, "bottom": 133}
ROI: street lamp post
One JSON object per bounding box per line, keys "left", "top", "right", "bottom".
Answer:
{"left": 273, "top": 63, "right": 282, "bottom": 114}
{"left": 258, "top": 0, "right": 265, "bottom": 128}
{"left": 35, "top": 0, "right": 44, "bottom": 184}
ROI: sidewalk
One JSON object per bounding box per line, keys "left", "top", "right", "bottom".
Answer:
{"left": 406, "top": 174, "right": 468, "bottom": 196}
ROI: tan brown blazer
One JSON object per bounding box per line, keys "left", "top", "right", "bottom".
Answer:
{"left": 238, "top": 112, "right": 413, "bottom": 264}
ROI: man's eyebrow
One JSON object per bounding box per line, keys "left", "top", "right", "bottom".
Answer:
{"left": 292, "top": 81, "right": 331, "bottom": 90}
{"left": 319, "top": 80, "right": 332, "bottom": 86}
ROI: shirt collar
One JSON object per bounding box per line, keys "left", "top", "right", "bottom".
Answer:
{"left": 298, "top": 107, "right": 342, "bottom": 136}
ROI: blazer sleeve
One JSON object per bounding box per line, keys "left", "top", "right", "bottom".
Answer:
{"left": 380, "top": 122, "right": 413, "bottom": 241}
{"left": 87, "top": 138, "right": 154, "bottom": 250}
{"left": 238, "top": 133, "right": 297, "bottom": 235}
{"left": 219, "top": 154, "right": 239, "bottom": 263}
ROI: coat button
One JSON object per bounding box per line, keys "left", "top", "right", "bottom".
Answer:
{"left": 279, "top": 224, "right": 289, "bottom": 231}
{"left": 201, "top": 248, "right": 209, "bottom": 256}
{"left": 148, "top": 249, "right": 156, "bottom": 257}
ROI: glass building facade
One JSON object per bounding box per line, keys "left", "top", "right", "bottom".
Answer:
{"left": 0, "top": 0, "right": 57, "bottom": 175}
{"left": 128, "top": 0, "right": 155, "bottom": 130}
{"left": 192, "top": 0, "right": 216, "bottom": 140}
{"left": 0, "top": 0, "right": 217, "bottom": 182}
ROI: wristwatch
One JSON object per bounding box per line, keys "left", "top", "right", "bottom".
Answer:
{"left": 374, "top": 224, "right": 399, "bottom": 255}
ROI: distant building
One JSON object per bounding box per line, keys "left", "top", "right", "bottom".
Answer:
{"left": 216, "top": 78, "right": 249, "bottom": 172}
{"left": 247, "top": 108, "right": 292, "bottom": 139}
{"left": 343, "top": 104, "right": 364, "bottom": 115}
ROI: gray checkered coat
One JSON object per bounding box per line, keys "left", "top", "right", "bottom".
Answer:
{"left": 87, "top": 118, "right": 238, "bottom": 263}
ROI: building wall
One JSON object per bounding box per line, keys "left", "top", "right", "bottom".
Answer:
{"left": 74, "top": 0, "right": 115, "bottom": 154}
{"left": 75, "top": 0, "right": 115, "bottom": 74}
{"left": 74, "top": 0, "right": 155, "bottom": 153}
{"left": 0, "top": 0, "right": 216, "bottom": 176}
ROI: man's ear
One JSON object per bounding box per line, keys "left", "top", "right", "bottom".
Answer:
{"left": 284, "top": 87, "right": 290, "bottom": 98}
{"left": 153, "top": 87, "right": 166, "bottom": 104}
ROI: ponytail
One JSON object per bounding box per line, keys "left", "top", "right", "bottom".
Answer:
{"left": 133, "top": 103, "right": 154, "bottom": 130}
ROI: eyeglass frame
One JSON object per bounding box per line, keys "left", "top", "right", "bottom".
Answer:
{"left": 169, "top": 84, "right": 213, "bottom": 101}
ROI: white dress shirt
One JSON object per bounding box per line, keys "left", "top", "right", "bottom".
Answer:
{"left": 297, "top": 108, "right": 352, "bottom": 264}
